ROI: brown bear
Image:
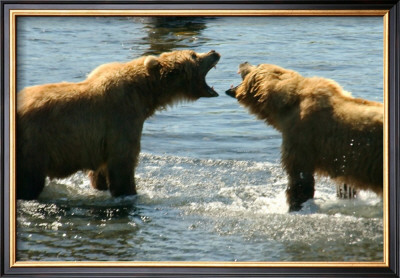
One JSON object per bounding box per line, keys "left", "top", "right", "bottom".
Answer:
{"left": 17, "top": 50, "right": 220, "bottom": 200}
{"left": 226, "top": 62, "right": 383, "bottom": 211}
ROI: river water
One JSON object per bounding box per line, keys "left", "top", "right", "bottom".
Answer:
{"left": 16, "top": 16, "right": 384, "bottom": 262}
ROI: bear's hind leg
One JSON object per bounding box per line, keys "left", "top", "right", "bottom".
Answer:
{"left": 336, "top": 184, "right": 357, "bottom": 199}
{"left": 88, "top": 165, "right": 109, "bottom": 191}
{"left": 17, "top": 169, "right": 46, "bottom": 200}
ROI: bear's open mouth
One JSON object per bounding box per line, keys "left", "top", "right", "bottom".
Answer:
{"left": 201, "top": 51, "right": 220, "bottom": 97}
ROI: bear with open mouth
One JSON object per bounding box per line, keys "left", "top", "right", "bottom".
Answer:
{"left": 17, "top": 50, "right": 220, "bottom": 200}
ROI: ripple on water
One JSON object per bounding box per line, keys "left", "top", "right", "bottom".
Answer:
{"left": 17, "top": 152, "right": 383, "bottom": 262}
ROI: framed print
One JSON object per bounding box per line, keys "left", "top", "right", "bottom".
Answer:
{"left": 1, "top": 1, "right": 400, "bottom": 277}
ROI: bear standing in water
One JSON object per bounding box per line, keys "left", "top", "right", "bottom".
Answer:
{"left": 17, "top": 50, "right": 220, "bottom": 199}
{"left": 226, "top": 62, "right": 383, "bottom": 211}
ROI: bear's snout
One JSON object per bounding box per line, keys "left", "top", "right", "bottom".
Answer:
{"left": 225, "top": 85, "right": 238, "bottom": 98}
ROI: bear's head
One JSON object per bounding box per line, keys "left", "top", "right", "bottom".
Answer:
{"left": 144, "top": 50, "right": 220, "bottom": 101}
{"left": 226, "top": 62, "right": 302, "bottom": 130}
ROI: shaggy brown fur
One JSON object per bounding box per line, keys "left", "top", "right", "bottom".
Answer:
{"left": 17, "top": 50, "right": 220, "bottom": 199}
{"left": 226, "top": 62, "right": 383, "bottom": 211}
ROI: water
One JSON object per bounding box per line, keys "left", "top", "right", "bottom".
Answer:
{"left": 16, "top": 16, "right": 384, "bottom": 262}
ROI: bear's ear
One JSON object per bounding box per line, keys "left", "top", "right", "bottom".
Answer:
{"left": 144, "top": 56, "right": 160, "bottom": 70}
{"left": 238, "top": 62, "right": 256, "bottom": 80}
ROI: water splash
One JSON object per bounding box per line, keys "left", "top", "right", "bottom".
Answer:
{"left": 17, "top": 152, "right": 383, "bottom": 261}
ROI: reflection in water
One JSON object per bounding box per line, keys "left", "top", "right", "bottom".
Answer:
{"left": 139, "top": 17, "right": 212, "bottom": 55}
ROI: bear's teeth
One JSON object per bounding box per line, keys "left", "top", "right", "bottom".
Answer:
{"left": 214, "top": 65, "right": 217, "bottom": 69}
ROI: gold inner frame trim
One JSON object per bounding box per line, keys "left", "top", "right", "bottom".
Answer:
{"left": 9, "top": 9, "right": 390, "bottom": 16}
{"left": 9, "top": 9, "right": 390, "bottom": 268}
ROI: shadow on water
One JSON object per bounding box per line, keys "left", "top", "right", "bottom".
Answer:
{"left": 16, "top": 199, "right": 147, "bottom": 261}
{"left": 139, "top": 17, "right": 213, "bottom": 55}
{"left": 17, "top": 198, "right": 143, "bottom": 222}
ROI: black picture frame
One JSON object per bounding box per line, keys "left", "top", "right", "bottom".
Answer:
{"left": 1, "top": 1, "right": 399, "bottom": 277}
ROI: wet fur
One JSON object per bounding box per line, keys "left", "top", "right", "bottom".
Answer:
{"left": 17, "top": 50, "right": 220, "bottom": 199}
{"left": 229, "top": 63, "right": 383, "bottom": 211}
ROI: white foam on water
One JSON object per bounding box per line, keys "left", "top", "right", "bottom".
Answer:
{"left": 20, "top": 152, "right": 383, "bottom": 262}
{"left": 36, "top": 153, "right": 382, "bottom": 220}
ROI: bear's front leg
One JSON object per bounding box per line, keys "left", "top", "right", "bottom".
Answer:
{"left": 107, "top": 155, "right": 137, "bottom": 197}
{"left": 286, "top": 172, "right": 315, "bottom": 212}
{"left": 105, "top": 121, "right": 142, "bottom": 197}
{"left": 281, "top": 139, "right": 316, "bottom": 212}
{"left": 88, "top": 164, "right": 109, "bottom": 191}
